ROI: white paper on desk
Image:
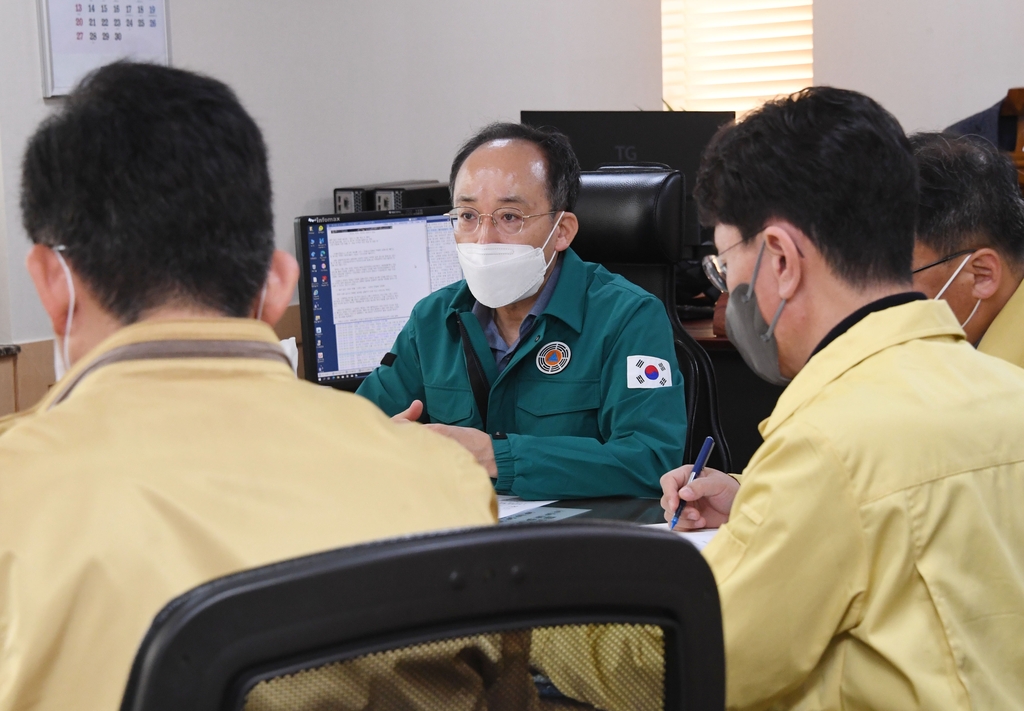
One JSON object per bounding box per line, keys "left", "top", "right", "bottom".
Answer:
{"left": 497, "top": 495, "right": 557, "bottom": 519}
{"left": 643, "top": 523, "right": 719, "bottom": 551}
{"left": 501, "top": 507, "right": 589, "bottom": 524}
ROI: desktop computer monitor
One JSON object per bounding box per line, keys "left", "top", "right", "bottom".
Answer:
{"left": 295, "top": 206, "right": 461, "bottom": 391}
{"left": 520, "top": 110, "right": 735, "bottom": 249}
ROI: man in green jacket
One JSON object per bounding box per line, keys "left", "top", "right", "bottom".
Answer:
{"left": 357, "top": 122, "right": 686, "bottom": 500}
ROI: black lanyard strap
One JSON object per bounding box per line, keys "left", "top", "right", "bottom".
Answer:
{"left": 455, "top": 314, "right": 491, "bottom": 432}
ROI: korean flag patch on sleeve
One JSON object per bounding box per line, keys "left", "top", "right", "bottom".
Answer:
{"left": 627, "top": 355, "right": 673, "bottom": 389}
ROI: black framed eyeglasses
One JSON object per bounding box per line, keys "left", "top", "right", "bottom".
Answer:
{"left": 912, "top": 248, "right": 976, "bottom": 274}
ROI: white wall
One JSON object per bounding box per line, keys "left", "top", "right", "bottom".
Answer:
{"left": 0, "top": 0, "right": 663, "bottom": 344}
{"left": 814, "top": 0, "right": 1024, "bottom": 133}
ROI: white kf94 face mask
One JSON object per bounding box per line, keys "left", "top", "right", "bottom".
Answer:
{"left": 456, "top": 211, "right": 564, "bottom": 309}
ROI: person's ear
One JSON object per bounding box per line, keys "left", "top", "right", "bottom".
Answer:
{"left": 256, "top": 249, "right": 300, "bottom": 326}
{"left": 552, "top": 211, "right": 578, "bottom": 252}
{"left": 762, "top": 223, "right": 804, "bottom": 300}
{"left": 967, "top": 248, "right": 1002, "bottom": 301}
{"left": 25, "top": 244, "right": 73, "bottom": 336}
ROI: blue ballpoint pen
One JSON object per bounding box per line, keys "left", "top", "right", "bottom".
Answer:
{"left": 669, "top": 436, "right": 716, "bottom": 530}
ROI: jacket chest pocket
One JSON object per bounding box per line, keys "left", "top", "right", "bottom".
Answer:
{"left": 515, "top": 379, "right": 601, "bottom": 439}
{"left": 423, "top": 384, "right": 476, "bottom": 426}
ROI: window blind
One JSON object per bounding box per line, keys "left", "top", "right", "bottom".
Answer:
{"left": 662, "top": 0, "right": 813, "bottom": 114}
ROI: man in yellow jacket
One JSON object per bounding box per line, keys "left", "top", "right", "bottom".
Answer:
{"left": 0, "top": 63, "right": 497, "bottom": 711}
{"left": 661, "top": 88, "right": 1024, "bottom": 709}
{"left": 909, "top": 131, "right": 1024, "bottom": 369}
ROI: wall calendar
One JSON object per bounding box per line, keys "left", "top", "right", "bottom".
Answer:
{"left": 38, "top": 0, "right": 170, "bottom": 97}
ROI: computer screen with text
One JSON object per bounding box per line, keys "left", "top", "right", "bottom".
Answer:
{"left": 296, "top": 207, "right": 461, "bottom": 387}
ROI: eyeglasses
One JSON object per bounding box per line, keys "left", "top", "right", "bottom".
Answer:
{"left": 700, "top": 238, "right": 745, "bottom": 294}
{"left": 911, "top": 248, "right": 976, "bottom": 274}
{"left": 448, "top": 206, "right": 557, "bottom": 237}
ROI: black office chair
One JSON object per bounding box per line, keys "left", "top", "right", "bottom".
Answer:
{"left": 572, "top": 167, "right": 732, "bottom": 472}
{"left": 120, "top": 522, "right": 723, "bottom": 711}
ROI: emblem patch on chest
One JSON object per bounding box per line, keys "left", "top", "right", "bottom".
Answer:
{"left": 536, "top": 342, "right": 571, "bottom": 374}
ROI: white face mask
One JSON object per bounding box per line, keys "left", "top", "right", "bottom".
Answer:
{"left": 456, "top": 211, "right": 563, "bottom": 309}
{"left": 934, "top": 252, "right": 981, "bottom": 329}
{"left": 52, "top": 246, "right": 75, "bottom": 380}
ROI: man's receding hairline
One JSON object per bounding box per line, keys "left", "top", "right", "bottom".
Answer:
{"left": 455, "top": 139, "right": 551, "bottom": 206}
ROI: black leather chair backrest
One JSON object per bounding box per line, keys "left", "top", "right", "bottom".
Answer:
{"left": 572, "top": 167, "right": 732, "bottom": 471}
{"left": 571, "top": 167, "right": 684, "bottom": 304}
{"left": 120, "top": 522, "right": 724, "bottom": 711}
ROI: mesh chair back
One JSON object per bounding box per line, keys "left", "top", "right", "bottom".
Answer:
{"left": 120, "top": 522, "right": 723, "bottom": 711}
{"left": 572, "top": 168, "right": 731, "bottom": 471}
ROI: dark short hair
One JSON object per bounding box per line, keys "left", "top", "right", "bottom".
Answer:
{"left": 449, "top": 122, "right": 581, "bottom": 212}
{"left": 911, "top": 132, "right": 1024, "bottom": 270}
{"left": 695, "top": 86, "right": 918, "bottom": 287}
{"left": 21, "top": 61, "right": 274, "bottom": 323}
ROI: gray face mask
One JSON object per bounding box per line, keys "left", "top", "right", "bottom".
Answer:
{"left": 725, "top": 240, "right": 791, "bottom": 387}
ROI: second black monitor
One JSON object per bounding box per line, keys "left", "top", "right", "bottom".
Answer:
{"left": 521, "top": 110, "right": 734, "bottom": 248}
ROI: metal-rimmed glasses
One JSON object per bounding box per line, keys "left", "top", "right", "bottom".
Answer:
{"left": 700, "top": 238, "right": 745, "bottom": 293}
{"left": 448, "top": 206, "right": 557, "bottom": 237}
{"left": 911, "top": 248, "right": 977, "bottom": 274}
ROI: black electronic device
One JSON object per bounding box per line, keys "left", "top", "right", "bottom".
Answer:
{"left": 333, "top": 180, "right": 441, "bottom": 214}
{"left": 295, "top": 206, "right": 462, "bottom": 391}
{"left": 520, "top": 110, "right": 734, "bottom": 249}
{"left": 372, "top": 181, "right": 450, "bottom": 211}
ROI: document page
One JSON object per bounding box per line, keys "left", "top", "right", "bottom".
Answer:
{"left": 496, "top": 495, "right": 557, "bottom": 519}
{"left": 426, "top": 217, "right": 462, "bottom": 291}
{"left": 326, "top": 221, "right": 431, "bottom": 374}
{"left": 643, "top": 523, "right": 719, "bottom": 551}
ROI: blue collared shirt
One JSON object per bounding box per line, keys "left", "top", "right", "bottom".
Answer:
{"left": 472, "top": 257, "right": 563, "bottom": 373}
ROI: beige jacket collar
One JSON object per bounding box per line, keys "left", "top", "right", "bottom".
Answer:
{"left": 978, "top": 277, "right": 1024, "bottom": 367}
{"left": 760, "top": 300, "right": 965, "bottom": 438}
{"left": 40, "top": 318, "right": 291, "bottom": 412}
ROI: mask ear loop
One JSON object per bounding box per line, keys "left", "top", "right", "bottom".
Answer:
{"left": 745, "top": 238, "right": 787, "bottom": 342}
{"left": 934, "top": 252, "right": 974, "bottom": 300}
{"left": 743, "top": 239, "right": 767, "bottom": 304}
{"left": 52, "top": 246, "right": 75, "bottom": 372}
{"left": 255, "top": 283, "right": 268, "bottom": 321}
{"left": 960, "top": 299, "right": 982, "bottom": 329}
{"left": 540, "top": 211, "right": 565, "bottom": 270}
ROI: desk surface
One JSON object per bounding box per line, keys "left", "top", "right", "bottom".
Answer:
{"left": 681, "top": 318, "right": 734, "bottom": 351}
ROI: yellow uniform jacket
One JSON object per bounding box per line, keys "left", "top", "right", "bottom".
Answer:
{"left": 0, "top": 319, "right": 497, "bottom": 711}
{"left": 706, "top": 300, "right": 1024, "bottom": 710}
{"left": 978, "top": 277, "right": 1024, "bottom": 369}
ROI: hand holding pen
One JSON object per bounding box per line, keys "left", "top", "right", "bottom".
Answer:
{"left": 660, "top": 436, "right": 740, "bottom": 531}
